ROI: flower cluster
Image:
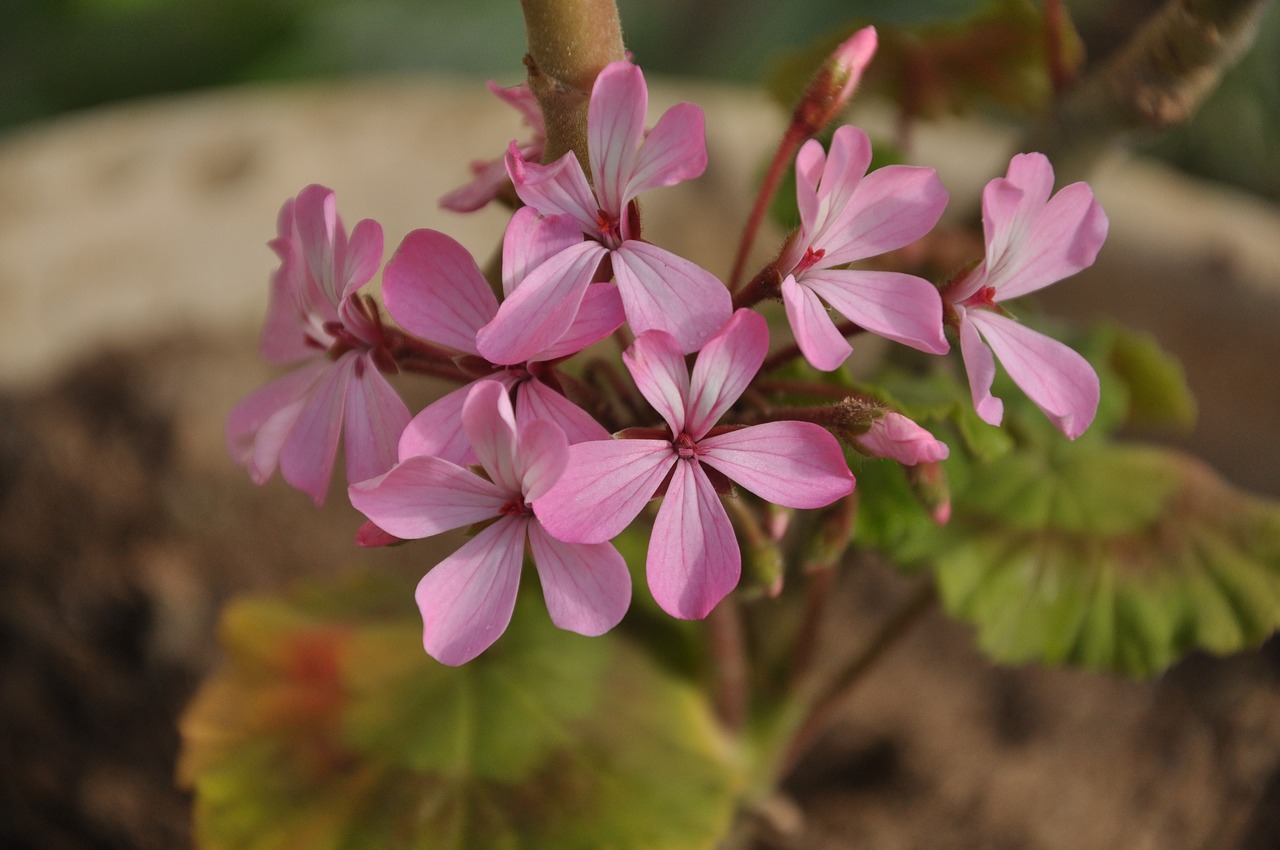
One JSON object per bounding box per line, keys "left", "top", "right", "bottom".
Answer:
{"left": 228, "top": 32, "right": 1107, "bottom": 665}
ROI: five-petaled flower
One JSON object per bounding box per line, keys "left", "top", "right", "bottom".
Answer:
{"left": 226, "top": 184, "right": 410, "bottom": 504}
{"left": 349, "top": 381, "right": 631, "bottom": 666}
{"left": 534, "top": 309, "right": 855, "bottom": 620}
{"left": 476, "top": 59, "right": 732, "bottom": 364}
{"left": 779, "top": 124, "right": 950, "bottom": 371}
{"left": 943, "top": 152, "right": 1108, "bottom": 439}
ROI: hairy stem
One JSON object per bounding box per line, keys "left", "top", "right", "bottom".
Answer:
{"left": 519, "top": 0, "right": 626, "bottom": 171}
{"left": 1023, "top": 0, "right": 1275, "bottom": 187}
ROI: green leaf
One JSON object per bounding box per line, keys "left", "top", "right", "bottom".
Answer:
{"left": 1102, "top": 324, "right": 1198, "bottom": 431}
{"left": 932, "top": 441, "right": 1280, "bottom": 676}
{"left": 180, "top": 573, "right": 742, "bottom": 850}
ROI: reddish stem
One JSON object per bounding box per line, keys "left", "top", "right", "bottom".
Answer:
{"left": 727, "top": 126, "right": 807, "bottom": 293}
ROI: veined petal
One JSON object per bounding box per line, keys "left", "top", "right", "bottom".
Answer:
{"left": 958, "top": 310, "right": 1004, "bottom": 427}
{"left": 647, "top": 461, "right": 739, "bottom": 620}
{"left": 801, "top": 269, "right": 949, "bottom": 354}
{"left": 515, "top": 379, "right": 610, "bottom": 445}
{"left": 794, "top": 138, "right": 827, "bottom": 238}
{"left": 686, "top": 308, "right": 768, "bottom": 438}
{"left": 782, "top": 275, "right": 852, "bottom": 372}
{"left": 348, "top": 454, "right": 508, "bottom": 538}
{"left": 515, "top": 419, "right": 571, "bottom": 502}
{"left": 293, "top": 184, "right": 340, "bottom": 304}
{"left": 813, "top": 124, "right": 872, "bottom": 227}
{"left": 533, "top": 439, "right": 674, "bottom": 544}
{"left": 278, "top": 353, "right": 355, "bottom": 504}
{"left": 699, "top": 421, "right": 855, "bottom": 508}
{"left": 969, "top": 310, "right": 1099, "bottom": 439}
{"left": 588, "top": 61, "right": 647, "bottom": 217}
{"left": 342, "top": 359, "right": 411, "bottom": 485}
{"left": 623, "top": 329, "right": 690, "bottom": 435}
{"left": 624, "top": 102, "right": 707, "bottom": 203}
{"left": 476, "top": 240, "right": 606, "bottom": 366}
{"left": 987, "top": 181, "right": 1108, "bottom": 300}
{"left": 383, "top": 229, "right": 496, "bottom": 354}
{"left": 439, "top": 156, "right": 511, "bottom": 213}
{"left": 612, "top": 241, "right": 732, "bottom": 353}
{"left": 338, "top": 218, "right": 383, "bottom": 299}
{"left": 461, "top": 380, "right": 522, "bottom": 495}
{"left": 856, "top": 412, "right": 949, "bottom": 465}
{"left": 501, "top": 207, "right": 586, "bottom": 297}
{"left": 531, "top": 282, "right": 625, "bottom": 362}
{"left": 398, "top": 380, "right": 490, "bottom": 466}
{"left": 226, "top": 358, "right": 329, "bottom": 481}
{"left": 416, "top": 517, "right": 526, "bottom": 666}
{"left": 816, "top": 164, "right": 948, "bottom": 266}
{"left": 507, "top": 144, "right": 600, "bottom": 232}
{"left": 527, "top": 523, "right": 631, "bottom": 636}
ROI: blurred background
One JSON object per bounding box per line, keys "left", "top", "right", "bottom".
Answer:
{"left": 1, "top": 0, "right": 1277, "bottom": 199}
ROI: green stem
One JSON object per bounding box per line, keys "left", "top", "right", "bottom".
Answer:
{"left": 519, "top": 0, "right": 626, "bottom": 171}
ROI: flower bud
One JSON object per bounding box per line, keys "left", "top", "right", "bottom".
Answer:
{"left": 791, "top": 26, "right": 878, "bottom": 137}
{"left": 856, "top": 412, "right": 950, "bottom": 466}
{"left": 907, "top": 461, "right": 951, "bottom": 526}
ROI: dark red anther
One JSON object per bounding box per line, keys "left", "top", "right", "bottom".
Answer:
{"left": 674, "top": 432, "right": 700, "bottom": 460}
{"left": 795, "top": 246, "right": 826, "bottom": 275}
{"left": 499, "top": 497, "right": 531, "bottom": 517}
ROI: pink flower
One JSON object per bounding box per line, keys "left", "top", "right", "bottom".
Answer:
{"left": 382, "top": 208, "right": 624, "bottom": 465}
{"left": 477, "top": 60, "right": 732, "bottom": 363}
{"left": 226, "top": 185, "right": 410, "bottom": 505}
{"left": 855, "top": 412, "right": 949, "bottom": 465}
{"left": 534, "top": 309, "right": 855, "bottom": 620}
{"left": 440, "top": 82, "right": 545, "bottom": 213}
{"left": 780, "top": 125, "right": 950, "bottom": 371}
{"left": 348, "top": 381, "right": 631, "bottom": 665}
{"left": 944, "top": 153, "right": 1108, "bottom": 439}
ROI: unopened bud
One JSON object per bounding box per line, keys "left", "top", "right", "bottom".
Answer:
{"left": 792, "top": 26, "right": 878, "bottom": 137}
{"left": 856, "top": 411, "right": 949, "bottom": 466}
{"left": 806, "top": 492, "right": 858, "bottom": 570}
{"left": 742, "top": 535, "right": 785, "bottom": 599}
{"left": 907, "top": 461, "right": 951, "bottom": 525}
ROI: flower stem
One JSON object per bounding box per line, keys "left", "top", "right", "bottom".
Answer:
{"left": 728, "top": 127, "right": 807, "bottom": 293}
{"left": 519, "top": 0, "right": 626, "bottom": 171}
{"left": 708, "top": 595, "right": 750, "bottom": 734}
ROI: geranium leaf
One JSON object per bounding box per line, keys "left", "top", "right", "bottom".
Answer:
{"left": 180, "top": 573, "right": 741, "bottom": 850}
{"left": 932, "top": 441, "right": 1280, "bottom": 676}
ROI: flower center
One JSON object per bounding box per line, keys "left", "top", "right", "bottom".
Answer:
{"left": 674, "top": 432, "right": 700, "bottom": 460}
{"left": 794, "top": 245, "right": 826, "bottom": 275}
{"left": 595, "top": 209, "right": 623, "bottom": 249}
{"left": 500, "top": 497, "right": 531, "bottom": 517}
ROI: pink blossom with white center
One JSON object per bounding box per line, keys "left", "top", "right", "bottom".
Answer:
{"left": 476, "top": 60, "right": 732, "bottom": 364}
{"left": 440, "top": 81, "right": 545, "bottom": 213}
{"left": 855, "top": 412, "right": 949, "bottom": 465}
{"left": 779, "top": 125, "right": 950, "bottom": 371}
{"left": 382, "top": 207, "right": 624, "bottom": 465}
{"left": 348, "top": 381, "right": 631, "bottom": 666}
{"left": 534, "top": 309, "right": 855, "bottom": 620}
{"left": 944, "top": 152, "right": 1108, "bottom": 439}
{"left": 226, "top": 184, "right": 410, "bottom": 505}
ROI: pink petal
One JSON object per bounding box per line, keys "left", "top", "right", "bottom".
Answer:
{"left": 338, "top": 218, "right": 383, "bottom": 300}
{"left": 647, "top": 461, "right": 739, "bottom": 620}
{"left": 488, "top": 80, "right": 544, "bottom": 133}
{"left": 699, "top": 421, "right": 855, "bottom": 508}
{"left": 278, "top": 353, "right": 355, "bottom": 504}
{"left": 588, "top": 61, "right": 647, "bottom": 218}
{"left": 501, "top": 207, "right": 588, "bottom": 297}
{"left": 533, "top": 439, "right": 674, "bottom": 544}
{"left": 527, "top": 523, "right": 631, "bottom": 635}
{"left": 514, "top": 419, "right": 571, "bottom": 502}
{"left": 622, "top": 329, "right": 690, "bottom": 435}
{"left": 988, "top": 181, "right": 1108, "bottom": 300}
{"left": 801, "top": 269, "right": 949, "bottom": 354}
{"left": 515, "top": 379, "right": 610, "bottom": 445}
{"left": 624, "top": 102, "right": 707, "bottom": 202}
{"left": 461, "top": 380, "right": 522, "bottom": 495}
{"left": 782, "top": 275, "right": 852, "bottom": 371}
{"left": 531, "top": 282, "right": 626, "bottom": 362}
{"left": 958, "top": 310, "right": 1004, "bottom": 427}
{"left": 382, "top": 229, "right": 497, "bottom": 354}
{"left": 259, "top": 260, "right": 320, "bottom": 364}
{"left": 342, "top": 358, "right": 411, "bottom": 485}
{"left": 440, "top": 156, "right": 511, "bottom": 213}
{"left": 416, "top": 517, "right": 527, "bottom": 665}
{"left": 475, "top": 240, "right": 607, "bottom": 366}
{"left": 347, "top": 454, "right": 508, "bottom": 538}
{"left": 813, "top": 124, "right": 872, "bottom": 226}
{"left": 612, "top": 241, "right": 732, "bottom": 353}
{"left": 686, "top": 308, "right": 768, "bottom": 438}
{"left": 794, "top": 139, "right": 827, "bottom": 231}
{"left": 507, "top": 144, "right": 599, "bottom": 233}
{"left": 226, "top": 359, "right": 328, "bottom": 482}
{"left": 968, "top": 310, "right": 1099, "bottom": 439}
{"left": 856, "top": 412, "right": 949, "bottom": 465}
{"left": 398, "top": 381, "right": 482, "bottom": 466}
{"left": 293, "top": 184, "right": 340, "bottom": 304}
{"left": 816, "top": 164, "right": 948, "bottom": 266}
